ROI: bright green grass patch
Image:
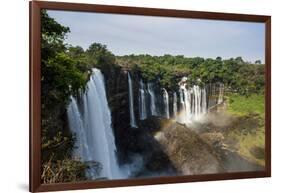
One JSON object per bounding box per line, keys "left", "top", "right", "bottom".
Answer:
{"left": 227, "top": 94, "right": 265, "bottom": 117}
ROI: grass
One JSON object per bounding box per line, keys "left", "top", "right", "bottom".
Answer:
{"left": 226, "top": 126, "right": 265, "bottom": 166}
{"left": 227, "top": 93, "right": 265, "bottom": 117}
{"left": 225, "top": 93, "right": 265, "bottom": 166}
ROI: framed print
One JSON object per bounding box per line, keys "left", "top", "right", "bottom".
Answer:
{"left": 30, "top": 1, "right": 271, "bottom": 192}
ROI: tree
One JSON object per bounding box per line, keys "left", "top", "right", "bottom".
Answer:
{"left": 67, "top": 46, "right": 84, "bottom": 58}
{"left": 86, "top": 43, "right": 116, "bottom": 73}
{"left": 41, "top": 10, "right": 70, "bottom": 61}
{"left": 41, "top": 10, "right": 87, "bottom": 107}
{"left": 67, "top": 46, "right": 89, "bottom": 72}
{"left": 86, "top": 43, "right": 115, "bottom": 65}
{"left": 41, "top": 10, "right": 90, "bottom": 183}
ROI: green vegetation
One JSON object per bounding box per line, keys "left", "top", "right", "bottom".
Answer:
{"left": 41, "top": 10, "right": 91, "bottom": 183}
{"left": 225, "top": 94, "right": 265, "bottom": 166}
{"left": 231, "top": 128, "right": 265, "bottom": 166}
{"left": 117, "top": 55, "right": 265, "bottom": 95}
{"left": 41, "top": 10, "right": 118, "bottom": 183}
{"left": 224, "top": 114, "right": 265, "bottom": 166}
{"left": 227, "top": 94, "right": 265, "bottom": 117}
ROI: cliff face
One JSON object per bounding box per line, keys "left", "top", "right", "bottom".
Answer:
{"left": 99, "top": 64, "right": 178, "bottom": 176}
{"left": 98, "top": 65, "right": 137, "bottom": 154}
{"left": 99, "top": 65, "right": 130, "bottom": 159}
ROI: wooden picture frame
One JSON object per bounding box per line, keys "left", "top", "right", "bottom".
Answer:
{"left": 30, "top": 1, "right": 271, "bottom": 192}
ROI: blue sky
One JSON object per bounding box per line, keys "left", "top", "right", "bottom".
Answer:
{"left": 47, "top": 10, "right": 265, "bottom": 63}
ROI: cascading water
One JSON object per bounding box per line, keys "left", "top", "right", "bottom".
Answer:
{"left": 192, "top": 85, "right": 202, "bottom": 120}
{"left": 179, "top": 85, "right": 191, "bottom": 124}
{"left": 67, "top": 68, "right": 126, "bottom": 180}
{"left": 217, "top": 83, "right": 224, "bottom": 104}
{"left": 177, "top": 77, "right": 207, "bottom": 124}
{"left": 136, "top": 76, "right": 222, "bottom": 125}
{"left": 147, "top": 82, "right": 157, "bottom": 116}
{"left": 128, "top": 72, "right": 138, "bottom": 128}
{"left": 173, "top": 92, "right": 178, "bottom": 119}
{"left": 162, "top": 88, "right": 170, "bottom": 119}
{"left": 139, "top": 79, "right": 147, "bottom": 120}
{"left": 179, "top": 88, "right": 185, "bottom": 123}
{"left": 67, "top": 96, "right": 97, "bottom": 177}
{"left": 202, "top": 88, "right": 207, "bottom": 114}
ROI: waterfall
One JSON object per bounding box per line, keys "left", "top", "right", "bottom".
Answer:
{"left": 162, "top": 88, "right": 170, "bottom": 119}
{"left": 217, "top": 83, "right": 224, "bottom": 104}
{"left": 177, "top": 77, "right": 207, "bottom": 124}
{"left": 147, "top": 82, "right": 157, "bottom": 116}
{"left": 67, "top": 96, "right": 97, "bottom": 178}
{"left": 67, "top": 68, "right": 125, "bottom": 180}
{"left": 139, "top": 79, "right": 147, "bottom": 120}
{"left": 202, "top": 88, "right": 207, "bottom": 114}
{"left": 128, "top": 72, "right": 137, "bottom": 128}
{"left": 183, "top": 87, "right": 192, "bottom": 119}
{"left": 179, "top": 85, "right": 192, "bottom": 124}
{"left": 173, "top": 92, "right": 178, "bottom": 119}
{"left": 136, "top": 76, "right": 221, "bottom": 124}
{"left": 179, "top": 88, "right": 184, "bottom": 123}
{"left": 193, "top": 85, "right": 201, "bottom": 120}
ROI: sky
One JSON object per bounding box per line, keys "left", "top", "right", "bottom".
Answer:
{"left": 47, "top": 10, "right": 265, "bottom": 63}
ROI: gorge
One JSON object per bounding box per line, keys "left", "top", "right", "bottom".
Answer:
{"left": 67, "top": 68, "right": 235, "bottom": 180}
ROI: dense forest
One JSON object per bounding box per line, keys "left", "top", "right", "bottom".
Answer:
{"left": 41, "top": 10, "right": 265, "bottom": 183}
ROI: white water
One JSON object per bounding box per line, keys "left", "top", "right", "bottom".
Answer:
{"left": 136, "top": 77, "right": 222, "bottom": 124}
{"left": 173, "top": 92, "right": 178, "bottom": 119}
{"left": 67, "top": 96, "right": 97, "bottom": 177}
{"left": 128, "top": 72, "right": 138, "bottom": 128}
{"left": 178, "top": 77, "right": 207, "bottom": 124}
{"left": 217, "top": 83, "right": 224, "bottom": 104}
{"left": 162, "top": 88, "right": 170, "bottom": 119}
{"left": 67, "top": 68, "right": 126, "bottom": 180}
{"left": 139, "top": 79, "right": 147, "bottom": 120}
{"left": 180, "top": 85, "right": 192, "bottom": 124}
{"left": 202, "top": 88, "right": 207, "bottom": 114}
{"left": 147, "top": 82, "right": 157, "bottom": 116}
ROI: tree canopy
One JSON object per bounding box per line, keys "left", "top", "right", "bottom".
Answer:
{"left": 116, "top": 54, "right": 265, "bottom": 95}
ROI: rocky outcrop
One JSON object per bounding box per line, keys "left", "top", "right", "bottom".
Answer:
{"left": 193, "top": 112, "right": 265, "bottom": 171}
{"left": 154, "top": 122, "right": 223, "bottom": 175}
